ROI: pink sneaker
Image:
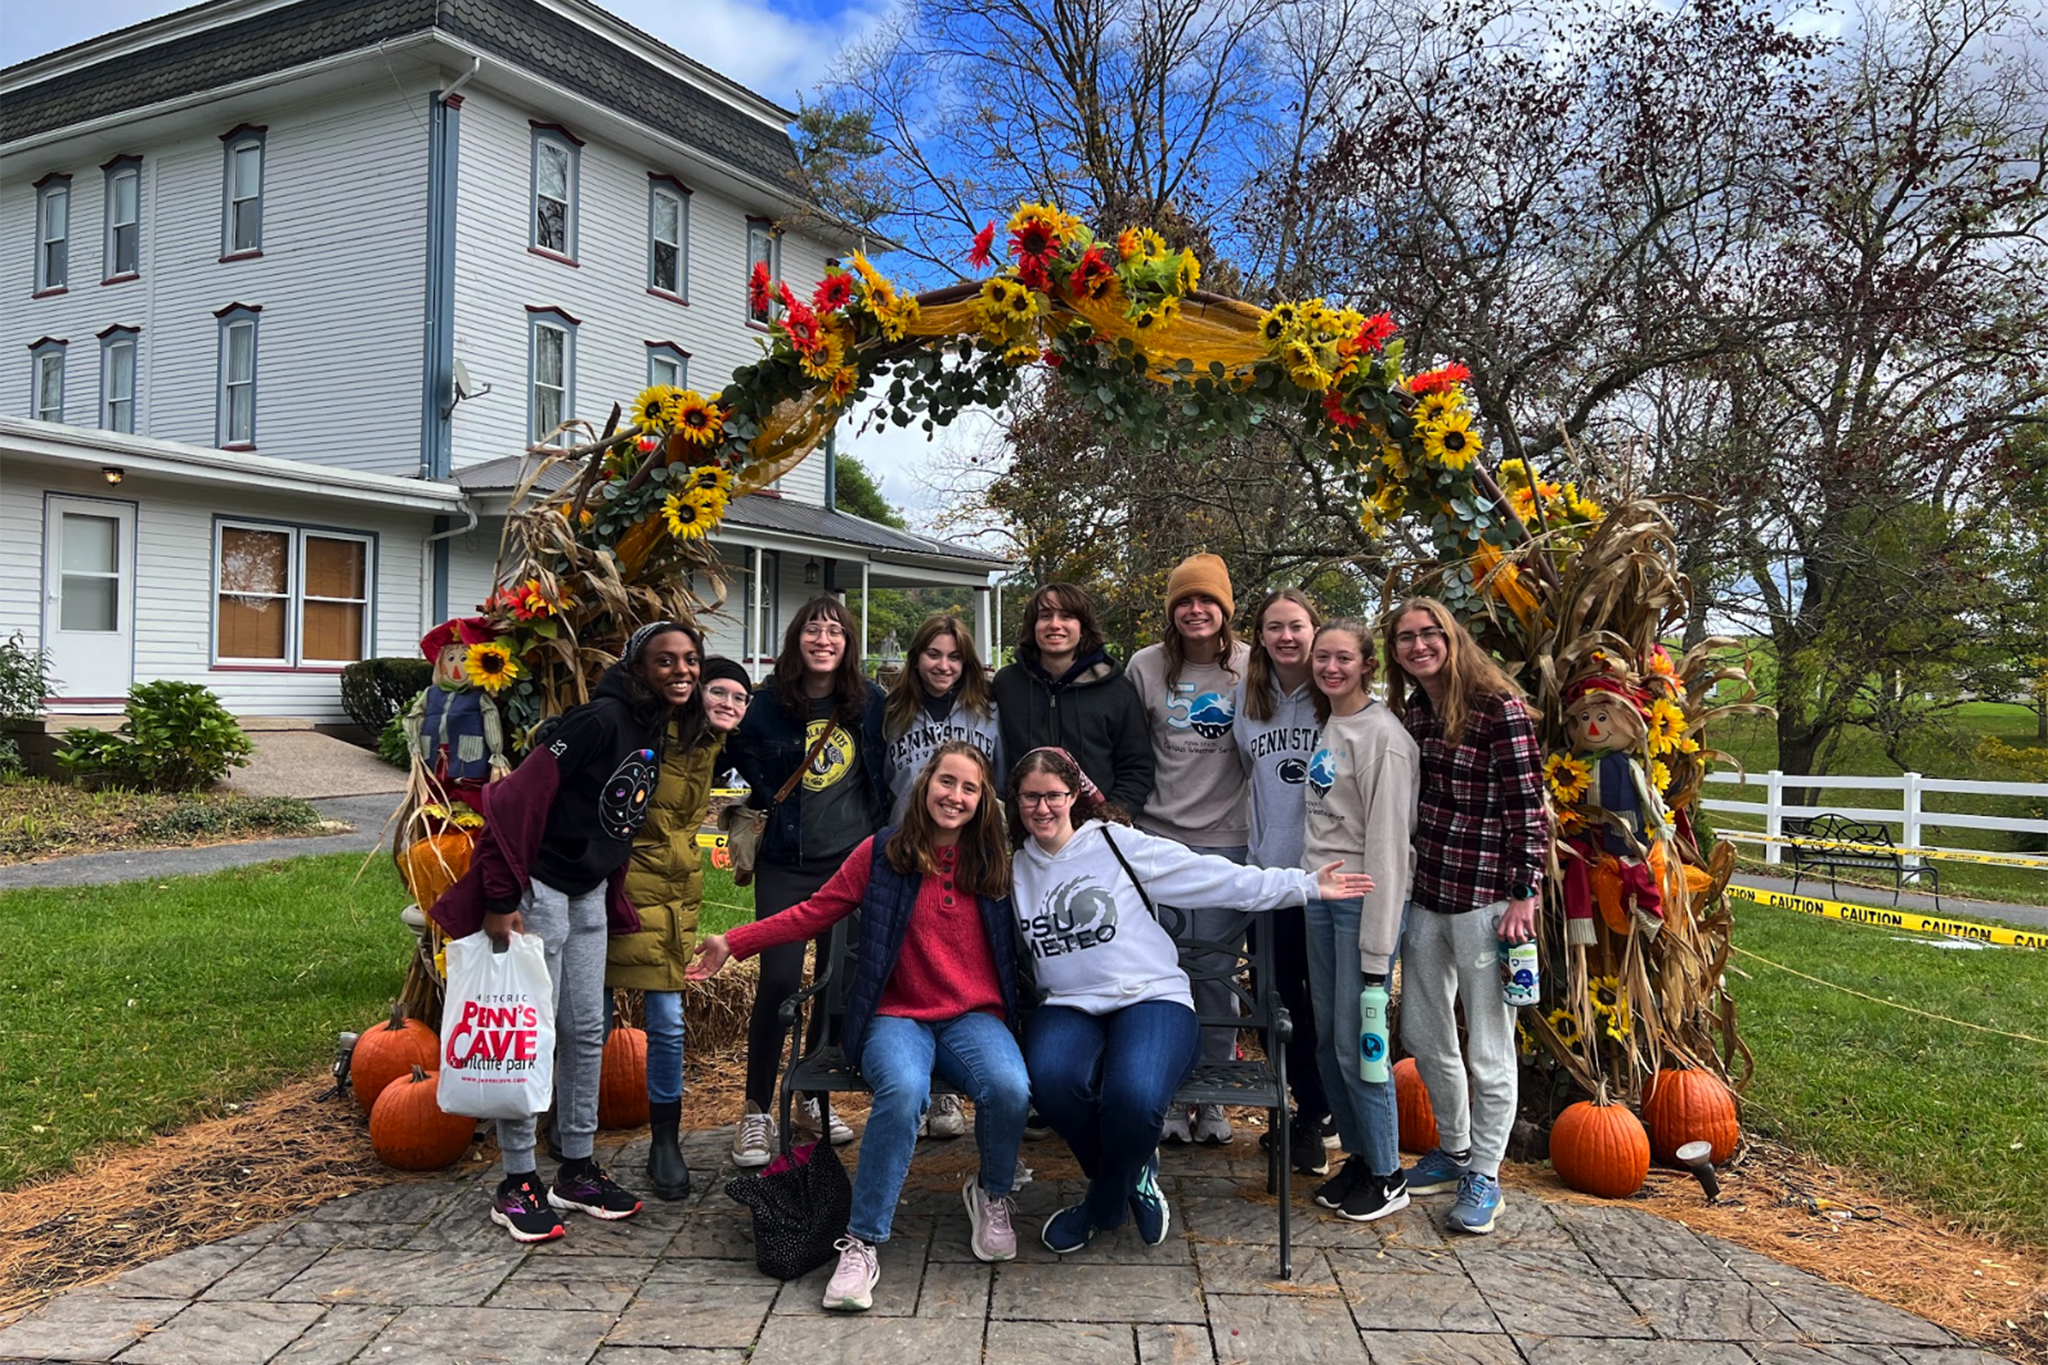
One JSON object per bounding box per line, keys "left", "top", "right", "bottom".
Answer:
{"left": 822, "top": 1235, "right": 879, "bottom": 1311}
{"left": 963, "top": 1174, "right": 1017, "bottom": 1261}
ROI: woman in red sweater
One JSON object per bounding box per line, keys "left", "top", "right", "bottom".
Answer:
{"left": 690, "top": 742, "right": 1027, "bottom": 1312}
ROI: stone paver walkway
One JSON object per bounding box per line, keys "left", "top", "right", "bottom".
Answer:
{"left": 0, "top": 1131, "right": 2010, "bottom": 1365}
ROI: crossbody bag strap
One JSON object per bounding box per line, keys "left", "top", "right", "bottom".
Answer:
{"left": 1099, "top": 828, "right": 1157, "bottom": 920}
{"left": 770, "top": 722, "right": 837, "bottom": 807}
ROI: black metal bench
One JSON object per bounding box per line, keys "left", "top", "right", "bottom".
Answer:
{"left": 777, "top": 903, "right": 1299, "bottom": 1278}
{"left": 1784, "top": 813, "right": 1941, "bottom": 907}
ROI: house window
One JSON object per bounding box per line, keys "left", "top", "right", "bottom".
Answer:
{"left": 647, "top": 342, "right": 689, "bottom": 391}
{"left": 216, "top": 304, "right": 260, "bottom": 447}
{"left": 531, "top": 126, "right": 580, "bottom": 258}
{"left": 30, "top": 340, "right": 65, "bottom": 423}
{"left": 528, "top": 308, "right": 576, "bottom": 445}
{"left": 34, "top": 176, "right": 70, "bottom": 292}
{"left": 99, "top": 327, "right": 137, "bottom": 434}
{"left": 746, "top": 218, "right": 780, "bottom": 325}
{"left": 215, "top": 522, "right": 373, "bottom": 666}
{"left": 649, "top": 177, "right": 689, "bottom": 299}
{"left": 221, "top": 126, "right": 265, "bottom": 256}
{"left": 103, "top": 157, "right": 141, "bottom": 279}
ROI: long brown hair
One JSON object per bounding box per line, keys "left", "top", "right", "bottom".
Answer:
{"left": 1015, "top": 582, "right": 1106, "bottom": 663}
{"left": 1381, "top": 596, "right": 1524, "bottom": 745}
{"left": 884, "top": 614, "right": 993, "bottom": 739}
{"left": 885, "top": 741, "right": 1010, "bottom": 896}
{"left": 1243, "top": 588, "right": 1323, "bottom": 723}
{"left": 772, "top": 595, "right": 868, "bottom": 725}
{"left": 1162, "top": 606, "right": 1240, "bottom": 689}
{"left": 1006, "top": 746, "right": 1132, "bottom": 847}
{"left": 1309, "top": 617, "right": 1378, "bottom": 725}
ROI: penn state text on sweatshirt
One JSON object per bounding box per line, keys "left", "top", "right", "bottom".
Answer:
{"left": 1231, "top": 675, "right": 1320, "bottom": 870}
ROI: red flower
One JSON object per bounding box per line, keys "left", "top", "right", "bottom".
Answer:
{"left": 968, "top": 221, "right": 997, "bottom": 270}
{"left": 1067, "top": 246, "right": 1116, "bottom": 301}
{"left": 780, "top": 295, "right": 823, "bottom": 354}
{"left": 812, "top": 271, "right": 854, "bottom": 313}
{"left": 1355, "top": 312, "right": 1397, "bottom": 352}
{"left": 1322, "top": 391, "right": 1362, "bottom": 430}
{"left": 1015, "top": 256, "right": 1052, "bottom": 293}
{"left": 1041, "top": 348, "right": 1062, "bottom": 368}
{"left": 748, "top": 260, "right": 774, "bottom": 316}
{"left": 1410, "top": 362, "right": 1472, "bottom": 395}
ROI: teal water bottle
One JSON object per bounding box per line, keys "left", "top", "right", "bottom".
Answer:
{"left": 1358, "top": 978, "right": 1390, "bottom": 1083}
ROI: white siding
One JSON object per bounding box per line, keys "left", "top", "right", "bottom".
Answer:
{"left": 444, "top": 518, "right": 507, "bottom": 618}
{"left": 448, "top": 88, "right": 833, "bottom": 507}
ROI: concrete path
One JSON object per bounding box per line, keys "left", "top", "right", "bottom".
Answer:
{"left": 221, "top": 729, "right": 407, "bottom": 801}
{"left": 0, "top": 1135, "right": 2009, "bottom": 1365}
{"left": 1732, "top": 870, "right": 2048, "bottom": 932}
{"left": 0, "top": 795, "right": 402, "bottom": 891}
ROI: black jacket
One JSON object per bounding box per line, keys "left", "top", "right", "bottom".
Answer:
{"left": 528, "top": 666, "right": 669, "bottom": 897}
{"left": 991, "top": 647, "right": 1155, "bottom": 814}
{"left": 727, "top": 680, "right": 889, "bottom": 866}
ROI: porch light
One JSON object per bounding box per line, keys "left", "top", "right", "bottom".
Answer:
{"left": 102, "top": 466, "right": 124, "bottom": 486}
{"left": 804, "top": 558, "right": 820, "bottom": 586}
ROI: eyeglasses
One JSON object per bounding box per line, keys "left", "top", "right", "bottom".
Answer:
{"left": 1016, "top": 790, "right": 1074, "bottom": 807}
{"left": 1393, "top": 627, "right": 1448, "bottom": 649}
{"left": 801, "top": 622, "right": 847, "bottom": 640}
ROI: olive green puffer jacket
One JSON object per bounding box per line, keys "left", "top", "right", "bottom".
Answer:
{"left": 608, "top": 737, "right": 722, "bottom": 991}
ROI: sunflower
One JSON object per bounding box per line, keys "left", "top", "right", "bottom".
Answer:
{"left": 1516, "top": 1021, "right": 1536, "bottom": 1058}
{"left": 1589, "top": 976, "right": 1624, "bottom": 1017}
{"left": 1116, "top": 226, "right": 1142, "bottom": 261}
{"left": 827, "top": 364, "right": 861, "bottom": 405}
{"left": 464, "top": 641, "right": 520, "bottom": 695}
{"left": 1258, "top": 310, "right": 1289, "bottom": 347}
{"left": 662, "top": 491, "right": 714, "bottom": 540}
{"left": 1281, "top": 339, "right": 1331, "bottom": 391}
{"left": 799, "top": 327, "right": 847, "bottom": 381}
{"left": 1378, "top": 440, "right": 1411, "bottom": 477}
{"left": 1420, "top": 409, "right": 1480, "bottom": 470}
{"left": 578, "top": 508, "right": 594, "bottom": 528}
{"left": 1545, "top": 752, "right": 1591, "bottom": 805}
{"left": 876, "top": 293, "right": 920, "bottom": 342}
{"left": 1647, "top": 697, "right": 1689, "bottom": 755}
{"left": 1007, "top": 202, "right": 1066, "bottom": 269}
{"left": 1136, "top": 227, "right": 1167, "bottom": 259}
{"left": 1175, "top": 251, "right": 1201, "bottom": 294}
{"left": 1412, "top": 389, "right": 1461, "bottom": 428}
{"left": 630, "top": 385, "right": 681, "bottom": 431}
{"left": 681, "top": 463, "right": 735, "bottom": 498}
{"left": 1649, "top": 758, "right": 1673, "bottom": 793}
{"left": 812, "top": 269, "right": 855, "bottom": 313}
{"left": 1002, "top": 342, "right": 1040, "bottom": 367}
{"left": 1068, "top": 246, "right": 1117, "bottom": 301}
{"left": 1603, "top": 1012, "right": 1632, "bottom": 1044}
{"left": 684, "top": 483, "right": 730, "bottom": 520}
{"left": 1547, "top": 1007, "right": 1585, "bottom": 1050}
{"left": 1564, "top": 483, "right": 1605, "bottom": 521}
{"left": 673, "top": 391, "right": 726, "bottom": 446}
{"left": 1132, "top": 307, "right": 1165, "bottom": 333}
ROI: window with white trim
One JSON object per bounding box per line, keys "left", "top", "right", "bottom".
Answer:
{"left": 647, "top": 342, "right": 689, "bottom": 390}
{"left": 649, "top": 179, "right": 688, "bottom": 298}
{"left": 216, "top": 306, "right": 259, "bottom": 446}
{"left": 30, "top": 341, "right": 65, "bottom": 423}
{"left": 528, "top": 310, "right": 575, "bottom": 445}
{"left": 100, "top": 329, "right": 137, "bottom": 434}
{"left": 215, "top": 522, "right": 372, "bottom": 666}
{"left": 222, "top": 128, "right": 264, "bottom": 255}
{"left": 35, "top": 177, "right": 69, "bottom": 291}
{"left": 532, "top": 129, "right": 578, "bottom": 257}
{"left": 746, "top": 218, "right": 780, "bottom": 324}
{"left": 104, "top": 158, "right": 141, "bottom": 279}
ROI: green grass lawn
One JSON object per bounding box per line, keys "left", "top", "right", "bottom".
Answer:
{"left": 1729, "top": 893, "right": 2048, "bottom": 1247}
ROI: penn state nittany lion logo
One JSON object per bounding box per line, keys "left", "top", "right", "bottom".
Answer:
{"left": 1277, "top": 756, "right": 1309, "bottom": 785}
{"left": 1186, "top": 691, "right": 1235, "bottom": 739}
{"left": 599, "top": 748, "right": 658, "bottom": 839}
{"left": 801, "top": 719, "right": 855, "bottom": 792}
{"left": 1307, "top": 746, "right": 1338, "bottom": 796}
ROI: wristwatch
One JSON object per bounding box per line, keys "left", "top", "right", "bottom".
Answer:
{"left": 1509, "top": 883, "right": 1535, "bottom": 901}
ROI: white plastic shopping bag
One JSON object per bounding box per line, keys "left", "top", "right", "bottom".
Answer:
{"left": 437, "top": 930, "right": 555, "bottom": 1120}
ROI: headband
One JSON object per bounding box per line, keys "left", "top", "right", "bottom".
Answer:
{"left": 1021, "top": 746, "right": 1102, "bottom": 802}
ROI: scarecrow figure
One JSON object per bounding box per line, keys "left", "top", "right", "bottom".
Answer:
{"left": 403, "top": 616, "right": 510, "bottom": 811}
{"left": 1558, "top": 675, "right": 1668, "bottom": 945}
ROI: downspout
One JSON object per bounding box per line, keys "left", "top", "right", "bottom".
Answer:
{"left": 418, "top": 58, "right": 478, "bottom": 627}
{"left": 424, "top": 500, "right": 480, "bottom": 622}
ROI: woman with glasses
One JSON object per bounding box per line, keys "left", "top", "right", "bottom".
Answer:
{"left": 1007, "top": 747, "right": 1374, "bottom": 1255}
{"left": 1381, "top": 598, "right": 1547, "bottom": 1236}
{"left": 725, "top": 596, "right": 890, "bottom": 1167}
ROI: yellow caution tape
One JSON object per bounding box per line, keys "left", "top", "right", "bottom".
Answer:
{"left": 1716, "top": 830, "right": 2048, "bottom": 872}
{"left": 695, "top": 830, "right": 728, "bottom": 849}
{"left": 1731, "top": 883, "right": 2048, "bottom": 950}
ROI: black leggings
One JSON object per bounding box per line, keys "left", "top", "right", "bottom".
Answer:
{"left": 744, "top": 858, "right": 840, "bottom": 1109}
{"left": 1251, "top": 904, "right": 1329, "bottom": 1123}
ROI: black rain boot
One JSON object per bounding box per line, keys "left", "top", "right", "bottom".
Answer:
{"left": 646, "top": 1099, "right": 691, "bottom": 1201}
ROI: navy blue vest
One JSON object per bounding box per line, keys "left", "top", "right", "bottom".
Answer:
{"left": 841, "top": 826, "right": 1020, "bottom": 1070}
{"left": 421, "top": 686, "right": 491, "bottom": 784}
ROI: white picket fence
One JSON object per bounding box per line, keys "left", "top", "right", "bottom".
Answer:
{"left": 1699, "top": 770, "right": 2048, "bottom": 870}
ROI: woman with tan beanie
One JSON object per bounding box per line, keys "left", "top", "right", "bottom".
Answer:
{"left": 1123, "top": 553, "right": 1252, "bottom": 1145}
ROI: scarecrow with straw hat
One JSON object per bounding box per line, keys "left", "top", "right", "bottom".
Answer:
{"left": 1556, "top": 671, "right": 1670, "bottom": 946}
{"left": 404, "top": 616, "right": 512, "bottom": 812}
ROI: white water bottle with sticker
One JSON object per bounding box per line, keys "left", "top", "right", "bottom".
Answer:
{"left": 1358, "top": 978, "right": 1390, "bottom": 1083}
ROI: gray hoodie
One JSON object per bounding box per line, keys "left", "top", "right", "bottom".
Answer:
{"left": 884, "top": 695, "right": 1004, "bottom": 824}
{"left": 1231, "top": 675, "right": 1321, "bottom": 871}
{"left": 1301, "top": 701, "right": 1420, "bottom": 974}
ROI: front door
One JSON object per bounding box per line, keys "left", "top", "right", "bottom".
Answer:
{"left": 42, "top": 495, "right": 136, "bottom": 702}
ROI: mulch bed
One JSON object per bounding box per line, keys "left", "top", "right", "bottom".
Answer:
{"left": 0, "top": 781, "right": 330, "bottom": 865}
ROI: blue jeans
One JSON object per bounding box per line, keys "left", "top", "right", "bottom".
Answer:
{"left": 601, "top": 990, "right": 685, "bottom": 1105}
{"left": 1304, "top": 897, "right": 1400, "bottom": 1177}
{"left": 1025, "top": 1001, "right": 1199, "bottom": 1228}
{"left": 851, "top": 1012, "right": 1030, "bottom": 1244}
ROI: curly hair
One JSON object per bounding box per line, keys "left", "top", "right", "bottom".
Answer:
{"left": 1006, "top": 746, "right": 1132, "bottom": 847}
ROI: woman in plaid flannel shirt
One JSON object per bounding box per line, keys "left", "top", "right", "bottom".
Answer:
{"left": 1382, "top": 597, "right": 1548, "bottom": 1236}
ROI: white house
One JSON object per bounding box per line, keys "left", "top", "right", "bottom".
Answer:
{"left": 0, "top": 0, "right": 1006, "bottom": 719}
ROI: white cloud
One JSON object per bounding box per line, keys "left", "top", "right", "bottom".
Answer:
{"left": 572, "top": 0, "right": 895, "bottom": 105}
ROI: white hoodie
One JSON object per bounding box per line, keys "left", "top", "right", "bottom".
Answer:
{"left": 1011, "top": 821, "right": 1318, "bottom": 1014}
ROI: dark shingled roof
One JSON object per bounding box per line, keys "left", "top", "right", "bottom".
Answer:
{"left": 2, "top": 0, "right": 804, "bottom": 191}
{"left": 451, "top": 454, "right": 1009, "bottom": 569}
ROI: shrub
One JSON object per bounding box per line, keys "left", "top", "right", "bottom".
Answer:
{"left": 58, "top": 682, "right": 254, "bottom": 792}
{"left": 132, "top": 795, "right": 321, "bottom": 841}
{"left": 0, "top": 632, "right": 54, "bottom": 721}
{"left": 341, "top": 658, "right": 434, "bottom": 733}
{"left": 377, "top": 702, "right": 418, "bottom": 771}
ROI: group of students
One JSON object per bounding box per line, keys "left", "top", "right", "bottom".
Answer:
{"left": 429, "top": 556, "right": 1549, "bottom": 1316}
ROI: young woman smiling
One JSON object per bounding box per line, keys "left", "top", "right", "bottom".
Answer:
{"left": 692, "top": 744, "right": 1028, "bottom": 1311}
{"left": 1299, "top": 618, "right": 1419, "bottom": 1224}
{"left": 1007, "top": 747, "right": 1374, "bottom": 1256}
{"left": 726, "top": 597, "right": 890, "bottom": 1165}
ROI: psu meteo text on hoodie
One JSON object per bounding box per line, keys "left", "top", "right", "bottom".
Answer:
{"left": 1012, "top": 821, "right": 1320, "bottom": 1014}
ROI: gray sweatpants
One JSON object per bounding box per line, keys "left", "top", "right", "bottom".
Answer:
{"left": 497, "top": 878, "right": 609, "bottom": 1171}
{"left": 1399, "top": 901, "right": 1517, "bottom": 1177}
{"left": 1168, "top": 845, "right": 1249, "bottom": 1066}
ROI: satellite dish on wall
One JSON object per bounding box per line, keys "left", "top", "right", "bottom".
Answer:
{"left": 445, "top": 358, "right": 492, "bottom": 418}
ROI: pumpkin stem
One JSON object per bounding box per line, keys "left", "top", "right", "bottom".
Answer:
{"left": 386, "top": 999, "right": 406, "bottom": 1032}
{"left": 410, "top": 1064, "right": 428, "bottom": 1082}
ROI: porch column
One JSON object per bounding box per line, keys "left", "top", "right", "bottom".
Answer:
{"left": 976, "top": 584, "right": 993, "bottom": 663}
{"left": 992, "top": 578, "right": 1003, "bottom": 666}
{"left": 860, "top": 560, "right": 870, "bottom": 658}
{"left": 751, "top": 544, "right": 765, "bottom": 674}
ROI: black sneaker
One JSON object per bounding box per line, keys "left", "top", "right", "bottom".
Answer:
{"left": 1313, "top": 1158, "right": 1365, "bottom": 1210}
{"left": 549, "top": 1160, "right": 643, "bottom": 1221}
{"left": 490, "top": 1173, "right": 566, "bottom": 1243}
{"left": 1290, "top": 1122, "right": 1330, "bottom": 1177}
{"left": 1318, "top": 1114, "right": 1339, "bottom": 1148}
{"left": 1338, "top": 1170, "right": 1412, "bottom": 1224}
{"left": 1023, "top": 1108, "right": 1052, "bottom": 1141}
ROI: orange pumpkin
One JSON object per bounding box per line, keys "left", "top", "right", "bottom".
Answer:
{"left": 598, "top": 1021, "right": 650, "bottom": 1129}
{"left": 400, "top": 829, "right": 474, "bottom": 911}
{"left": 370, "top": 1065, "right": 476, "bottom": 1170}
{"left": 1643, "top": 1067, "right": 1741, "bottom": 1165}
{"left": 1394, "top": 1057, "right": 1439, "bottom": 1153}
{"left": 1551, "top": 1097, "right": 1650, "bottom": 1198}
{"left": 352, "top": 1002, "right": 441, "bottom": 1113}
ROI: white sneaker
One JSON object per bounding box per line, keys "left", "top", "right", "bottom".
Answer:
{"left": 795, "top": 1095, "right": 855, "bottom": 1145}
{"left": 923, "top": 1093, "right": 967, "bottom": 1139}
{"left": 1160, "top": 1105, "right": 1194, "bottom": 1144}
{"left": 1192, "top": 1103, "right": 1234, "bottom": 1145}
{"left": 963, "top": 1173, "right": 1018, "bottom": 1261}
{"left": 822, "top": 1235, "right": 880, "bottom": 1311}
{"left": 732, "top": 1108, "right": 775, "bottom": 1168}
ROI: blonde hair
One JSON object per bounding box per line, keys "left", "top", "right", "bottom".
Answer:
{"left": 1243, "top": 588, "right": 1323, "bottom": 723}
{"left": 1382, "top": 596, "right": 1524, "bottom": 745}
{"left": 1309, "top": 618, "right": 1378, "bottom": 725}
